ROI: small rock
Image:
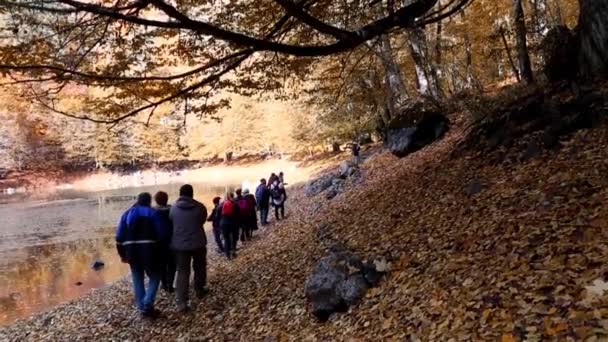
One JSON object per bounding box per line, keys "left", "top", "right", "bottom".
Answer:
{"left": 91, "top": 260, "right": 105, "bottom": 271}
{"left": 361, "top": 262, "right": 383, "bottom": 286}
{"left": 339, "top": 161, "right": 358, "bottom": 179}
{"left": 326, "top": 188, "right": 338, "bottom": 200}
{"left": 521, "top": 141, "right": 542, "bottom": 161}
{"left": 464, "top": 179, "right": 484, "bottom": 197}
{"left": 75, "top": 282, "right": 83, "bottom": 286}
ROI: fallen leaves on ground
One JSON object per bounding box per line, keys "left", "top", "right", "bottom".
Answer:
{"left": 1, "top": 110, "right": 608, "bottom": 341}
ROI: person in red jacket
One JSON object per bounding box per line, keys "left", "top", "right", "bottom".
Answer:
{"left": 219, "top": 192, "right": 239, "bottom": 259}
{"left": 241, "top": 189, "right": 257, "bottom": 240}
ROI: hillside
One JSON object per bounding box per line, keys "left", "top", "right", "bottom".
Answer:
{"left": 1, "top": 86, "right": 607, "bottom": 341}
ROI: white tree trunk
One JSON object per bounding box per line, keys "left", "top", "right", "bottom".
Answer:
{"left": 407, "top": 28, "right": 443, "bottom": 99}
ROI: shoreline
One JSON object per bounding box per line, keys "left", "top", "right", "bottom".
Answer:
{"left": 0, "top": 182, "right": 324, "bottom": 337}
{"left": 0, "top": 156, "right": 340, "bottom": 202}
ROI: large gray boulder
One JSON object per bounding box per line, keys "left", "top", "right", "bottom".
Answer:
{"left": 304, "top": 174, "right": 334, "bottom": 196}
{"left": 386, "top": 101, "right": 450, "bottom": 158}
{"left": 339, "top": 161, "right": 358, "bottom": 179}
{"left": 387, "top": 114, "right": 450, "bottom": 157}
{"left": 304, "top": 251, "right": 388, "bottom": 322}
{"left": 304, "top": 254, "right": 348, "bottom": 321}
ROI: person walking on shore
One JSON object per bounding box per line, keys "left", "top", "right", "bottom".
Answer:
{"left": 207, "top": 196, "right": 224, "bottom": 254}
{"left": 153, "top": 191, "right": 176, "bottom": 293}
{"left": 255, "top": 179, "right": 270, "bottom": 225}
{"left": 268, "top": 173, "right": 279, "bottom": 187}
{"left": 235, "top": 188, "right": 247, "bottom": 242}
{"left": 116, "top": 192, "right": 167, "bottom": 318}
{"left": 220, "top": 192, "right": 239, "bottom": 259}
{"left": 270, "top": 181, "right": 287, "bottom": 220}
{"left": 170, "top": 184, "right": 209, "bottom": 313}
{"left": 243, "top": 189, "right": 258, "bottom": 239}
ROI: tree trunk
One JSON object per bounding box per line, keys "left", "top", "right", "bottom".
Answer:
{"left": 407, "top": 27, "right": 443, "bottom": 99}
{"left": 376, "top": 35, "right": 407, "bottom": 118}
{"left": 578, "top": 0, "right": 608, "bottom": 78}
{"left": 461, "top": 11, "right": 476, "bottom": 90}
{"left": 552, "top": 0, "right": 563, "bottom": 26}
{"left": 513, "top": 0, "right": 535, "bottom": 84}
{"left": 532, "top": 0, "right": 549, "bottom": 36}
{"left": 499, "top": 26, "right": 521, "bottom": 81}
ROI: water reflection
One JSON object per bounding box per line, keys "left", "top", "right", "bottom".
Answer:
{"left": 0, "top": 237, "right": 128, "bottom": 325}
{"left": 0, "top": 182, "right": 234, "bottom": 326}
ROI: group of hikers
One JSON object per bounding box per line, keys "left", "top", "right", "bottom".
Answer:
{"left": 115, "top": 172, "right": 288, "bottom": 317}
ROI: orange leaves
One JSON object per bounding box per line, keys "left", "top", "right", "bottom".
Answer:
{"left": 501, "top": 334, "right": 517, "bottom": 342}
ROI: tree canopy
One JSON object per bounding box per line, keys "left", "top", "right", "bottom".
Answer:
{"left": 0, "top": 0, "right": 470, "bottom": 124}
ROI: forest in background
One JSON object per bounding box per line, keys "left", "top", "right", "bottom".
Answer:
{"left": 0, "top": 0, "right": 584, "bottom": 173}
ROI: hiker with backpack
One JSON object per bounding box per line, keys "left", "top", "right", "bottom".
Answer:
{"left": 207, "top": 196, "right": 224, "bottom": 254}
{"left": 220, "top": 192, "right": 240, "bottom": 259}
{"left": 255, "top": 178, "right": 271, "bottom": 225}
{"left": 270, "top": 181, "right": 287, "bottom": 220}
{"left": 268, "top": 173, "right": 279, "bottom": 187}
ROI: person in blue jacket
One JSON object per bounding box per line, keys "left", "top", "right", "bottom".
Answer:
{"left": 116, "top": 192, "right": 168, "bottom": 318}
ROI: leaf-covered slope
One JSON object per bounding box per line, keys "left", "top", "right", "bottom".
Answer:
{"left": 1, "top": 107, "right": 608, "bottom": 341}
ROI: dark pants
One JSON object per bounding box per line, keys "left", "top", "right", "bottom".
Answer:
{"left": 221, "top": 224, "right": 238, "bottom": 258}
{"left": 259, "top": 206, "right": 269, "bottom": 225}
{"left": 212, "top": 225, "right": 224, "bottom": 252}
{"left": 174, "top": 248, "right": 207, "bottom": 309}
{"left": 274, "top": 203, "right": 285, "bottom": 220}
{"left": 240, "top": 215, "right": 255, "bottom": 241}
{"left": 160, "top": 246, "right": 176, "bottom": 291}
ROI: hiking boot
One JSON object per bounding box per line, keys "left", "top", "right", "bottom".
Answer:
{"left": 196, "top": 288, "right": 210, "bottom": 299}
{"left": 141, "top": 308, "right": 161, "bottom": 319}
{"left": 162, "top": 285, "right": 175, "bottom": 293}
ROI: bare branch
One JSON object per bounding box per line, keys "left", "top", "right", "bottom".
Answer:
{"left": 271, "top": 0, "right": 355, "bottom": 40}
{"left": 0, "top": 49, "right": 254, "bottom": 83}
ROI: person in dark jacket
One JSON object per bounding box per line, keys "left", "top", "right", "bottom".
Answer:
{"left": 270, "top": 181, "right": 287, "bottom": 220}
{"left": 116, "top": 192, "right": 167, "bottom": 318}
{"left": 219, "top": 192, "right": 239, "bottom": 259}
{"left": 154, "top": 191, "right": 176, "bottom": 293}
{"left": 243, "top": 189, "right": 257, "bottom": 239}
{"left": 169, "top": 184, "right": 208, "bottom": 313}
{"left": 255, "top": 179, "right": 270, "bottom": 225}
{"left": 207, "top": 196, "right": 224, "bottom": 254}
{"left": 268, "top": 173, "right": 279, "bottom": 187}
{"left": 235, "top": 188, "right": 246, "bottom": 242}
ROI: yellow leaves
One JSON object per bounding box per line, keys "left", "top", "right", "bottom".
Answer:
{"left": 482, "top": 308, "right": 492, "bottom": 322}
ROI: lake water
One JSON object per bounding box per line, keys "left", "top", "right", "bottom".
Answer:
{"left": 0, "top": 182, "right": 234, "bottom": 326}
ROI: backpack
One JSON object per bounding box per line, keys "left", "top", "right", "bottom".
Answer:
{"left": 271, "top": 186, "right": 282, "bottom": 200}
{"left": 237, "top": 197, "right": 249, "bottom": 214}
{"left": 222, "top": 200, "right": 236, "bottom": 217}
